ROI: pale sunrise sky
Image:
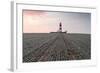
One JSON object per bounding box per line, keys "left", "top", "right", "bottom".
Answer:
{"left": 23, "top": 10, "right": 91, "bottom": 34}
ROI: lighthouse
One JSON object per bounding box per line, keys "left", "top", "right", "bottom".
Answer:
{"left": 59, "top": 22, "right": 62, "bottom": 32}
{"left": 50, "top": 22, "right": 67, "bottom": 33}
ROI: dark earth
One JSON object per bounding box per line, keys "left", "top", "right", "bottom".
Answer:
{"left": 23, "top": 33, "right": 91, "bottom": 62}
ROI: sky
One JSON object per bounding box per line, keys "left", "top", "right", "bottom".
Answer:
{"left": 23, "top": 10, "right": 91, "bottom": 34}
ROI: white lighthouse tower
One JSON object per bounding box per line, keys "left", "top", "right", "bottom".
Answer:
{"left": 59, "top": 22, "right": 62, "bottom": 32}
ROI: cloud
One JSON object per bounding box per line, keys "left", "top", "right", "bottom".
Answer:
{"left": 23, "top": 10, "right": 91, "bottom": 34}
